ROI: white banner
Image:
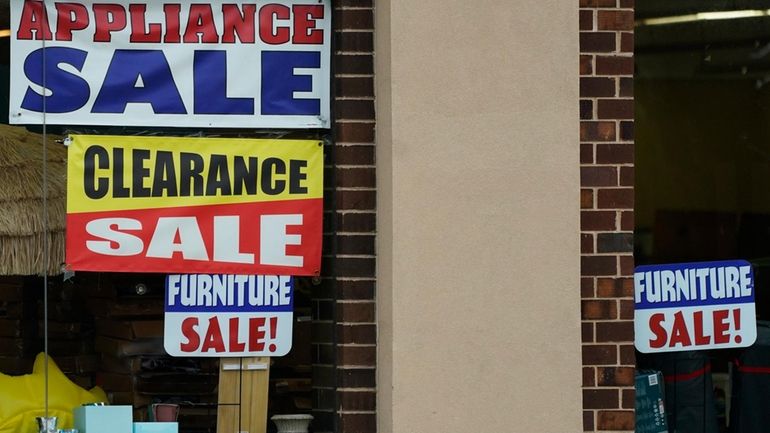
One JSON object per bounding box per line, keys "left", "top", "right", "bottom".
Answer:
{"left": 10, "top": 0, "right": 331, "bottom": 128}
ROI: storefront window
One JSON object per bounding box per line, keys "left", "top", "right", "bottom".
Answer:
{"left": 636, "top": 2, "right": 770, "bottom": 432}
{"left": 0, "top": 3, "right": 329, "bottom": 433}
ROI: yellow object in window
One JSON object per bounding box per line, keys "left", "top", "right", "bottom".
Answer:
{"left": 0, "top": 353, "right": 108, "bottom": 433}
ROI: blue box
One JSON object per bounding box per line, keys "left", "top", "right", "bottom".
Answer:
{"left": 74, "top": 405, "right": 133, "bottom": 433}
{"left": 635, "top": 371, "right": 669, "bottom": 433}
{"left": 133, "top": 423, "right": 179, "bottom": 433}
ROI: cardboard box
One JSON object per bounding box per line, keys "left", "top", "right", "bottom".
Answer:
{"left": 635, "top": 371, "right": 668, "bottom": 433}
{"left": 74, "top": 405, "right": 133, "bottom": 433}
{"left": 133, "top": 422, "right": 178, "bottom": 433}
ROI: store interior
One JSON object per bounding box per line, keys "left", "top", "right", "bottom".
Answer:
{"left": 636, "top": 1, "right": 770, "bottom": 432}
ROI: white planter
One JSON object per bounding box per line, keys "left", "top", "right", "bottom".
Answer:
{"left": 270, "top": 414, "right": 313, "bottom": 433}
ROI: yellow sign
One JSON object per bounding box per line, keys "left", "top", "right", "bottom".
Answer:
{"left": 67, "top": 135, "right": 323, "bottom": 213}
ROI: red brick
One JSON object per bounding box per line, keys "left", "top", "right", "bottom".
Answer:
{"left": 597, "top": 278, "right": 634, "bottom": 298}
{"left": 339, "top": 390, "right": 376, "bottom": 411}
{"left": 620, "top": 299, "right": 634, "bottom": 320}
{"left": 582, "top": 323, "right": 595, "bottom": 344}
{"left": 335, "top": 122, "right": 375, "bottom": 143}
{"left": 581, "top": 166, "right": 618, "bottom": 187}
{"left": 580, "top": 0, "right": 617, "bottom": 7}
{"left": 581, "top": 143, "right": 594, "bottom": 164}
{"left": 620, "top": 0, "right": 634, "bottom": 7}
{"left": 337, "top": 212, "right": 376, "bottom": 233}
{"left": 597, "top": 10, "right": 634, "bottom": 31}
{"left": 581, "top": 77, "right": 616, "bottom": 97}
{"left": 336, "top": 190, "right": 376, "bottom": 210}
{"left": 580, "top": 10, "right": 594, "bottom": 30}
{"left": 334, "top": 54, "right": 373, "bottom": 74}
{"left": 337, "top": 301, "right": 375, "bottom": 323}
{"left": 338, "top": 345, "right": 376, "bottom": 366}
{"left": 622, "top": 389, "right": 636, "bottom": 409}
{"left": 584, "top": 411, "right": 595, "bottom": 432}
{"left": 582, "top": 277, "right": 596, "bottom": 298}
{"left": 580, "top": 32, "right": 616, "bottom": 53}
{"left": 581, "top": 121, "right": 616, "bottom": 141}
{"left": 597, "top": 410, "right": 634, "bottom": 430}
{"left": 620, "top": 32, "right": 633, "bottom": 53}
{"left": 584, "top": 389, "right": 619, "bottom": 409}
{"left": 581, "top": 211, "right": 616, "bottom": 231}
{"left": 338, "top": 324, "right": 376, "bottom": 344}
{"left": 620, "top": 211, "right": 634, "bottom": 231}
{"left": 582, "top": 233, "right": 594, "bottom": 254}
{"left": 333, "top": 257, "right": 375, "bottom": 278}
{"left": 337, "top": 279, "right": 375, "bottom": 300}
{"left": 620, "top": 255, "right": 634, "bottom": 275}
{"left": 597, "top": 188, "right": 633, "bottom": 209}
{"left": 620, "top": 121, "right": 634, "bottom": 141}
{"left": 583, "top": 344, "right": 618, "bottom": 365}
{"left": 339, "top": 413, "right": 375, "bottom": 433}
{"left": 335, "top": 99, "right": 375, "bottom": 120}
{"left": 598, "top": 367, "right": 635, "bottom": 386}
{"left": 596, "top": 278, "right": 617, "bottom": 297}
{"left": 619, "top": 344, "right": 636, "bottom": 364}
{"left": 620, "top": 166, "right": 634, "bottom": 186}
{"left": 596, "top": 321, "right": 634, "bottom": 342}
{"left": 580, "top": 55, "right": 594, "bottom": 75}
{"left": 597, "top": 233, "right": 633, "bottom": 253}
{"left": 582, "top": 256, "right": 618, "bottom": 276}
{"left": 335, "top": 144, "right": 375, "bottom": 165}
{"left": 336, "top": 167, "right": 376, "bottom": 188}
{"left": 333, "top": 9, "right": 373, "bottom": 29}
{"left": 335, "top": 31, "right": 374, "bottom": 53}
{"left": 336, "top": 234, "right": 375, "bottom": 255}
{"left": 596, "top": 143, "right": 633, "bottom": 164}
{"left": 596, "top": 55, "right": 633, "bottom": 75}
{"left": 620, "top": 77, "right": 633, "bottom": 97}
{"left": 339, "top": 367, "right": 376, "bottom": 387}
{"left": 581, "top": 189, "right": 594, "bottom": 209}
{"left": 582, "top": 300, "right": 618, "bottom": 320}
{"left": 335, "top": 76, "right": 374, "bottom": 98}
{"left": 335, "top": 0, "right": 372, "bottom": 6}
{"left": 598, "top": 99, "right": 633, "bottom": 119}
{"left": 580, "top": 99, "right": 594, "bottom": 120}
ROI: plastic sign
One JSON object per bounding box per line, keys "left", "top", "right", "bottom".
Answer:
{"left": 164, "top": 274, "right": 293, "bottom": 357}
{"left": 65, "top": 134, "right": 323, "bottom": 275}
{"left": 9, "top": 0, "right": 331, "bottom": 128}
{"left": 634, "top": 260, "right": 757, "bottom": 353}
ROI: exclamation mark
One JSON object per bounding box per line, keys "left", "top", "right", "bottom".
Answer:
{"left": 268, "top": 317, "right": 278, "bottom": 352}
{"left": 733, "top": 308, "right": 742, "bottom": 344}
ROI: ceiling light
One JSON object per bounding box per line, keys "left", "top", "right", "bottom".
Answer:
{"left": 638, "top": 9, "right": 770, "bottom": 27}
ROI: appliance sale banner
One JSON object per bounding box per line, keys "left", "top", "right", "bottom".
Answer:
{"left": 9, "top": 0, "right": 331, "bottom": 128}
{"left": 164, "top": 274, "right": 293, "bottom": 357}
{"left": 65, "top": 134, "right": 323, "bottom": 275}
{"left": 634, "top": 260, "right": 757, "bottom": 353}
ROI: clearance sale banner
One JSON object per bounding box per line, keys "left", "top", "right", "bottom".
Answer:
{"left": 9, "top": 0, "right": 331, "bottom": 128}
{"left": 65, "top": 135, "right": 323, "bottom": 275}
{"left": 634, "top": 260, "right": 756, "bottom": 353}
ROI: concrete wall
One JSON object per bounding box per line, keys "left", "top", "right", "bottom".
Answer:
{"left": 376, "top": 1, "right": 582, "bottom": 432}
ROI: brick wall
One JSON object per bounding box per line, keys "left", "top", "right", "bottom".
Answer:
{"left": 579, "top": 0, "right": 635, "bottom": 431}
{"left": 312, "top": 1, "right": 377, "bottom": 432}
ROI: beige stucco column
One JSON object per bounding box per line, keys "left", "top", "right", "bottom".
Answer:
{"left": 376, "top": 1, "right": 582, "bottom": 432}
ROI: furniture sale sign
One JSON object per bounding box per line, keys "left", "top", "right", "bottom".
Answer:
{"left": 634, "top": 260, "right": 757, "bottom": 353}
{"left": 65, "top": 134, "right": 323, "bottom": 275}
{"left": 164, "top": 274, "right": 293, "bottom": 357}
{"left": 9, "top": 0, "right": 331, "bottom": 128}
